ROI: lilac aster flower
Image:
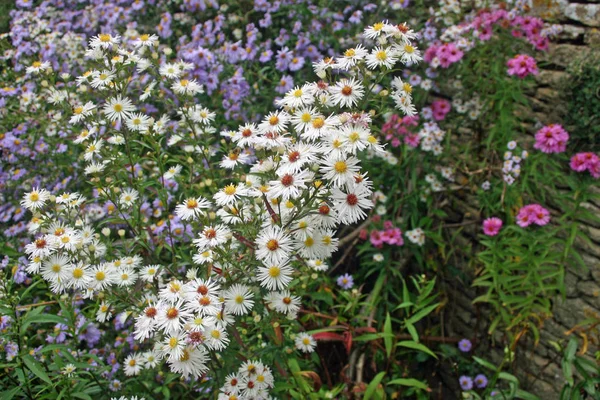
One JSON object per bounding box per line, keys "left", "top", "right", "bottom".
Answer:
{"left": 5, "top": 342, "right": 18, "bottom": 361}
{"left": 337, "top": 273, "right": 354, "bottom": 289}
{"left": 275, "top": 75, "right": 294, "bottom": 94}
{"left": 459, "top": 376, "right": 473, "bottom": 391}
{"left": 474, "top": 374, "right": 488, "bottom": 388}
{"left": 458, "top": 338, "right": 472, "bottom": 352}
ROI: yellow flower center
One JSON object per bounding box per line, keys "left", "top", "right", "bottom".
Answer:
{"left": 224, "top": 184, "right": 236, "bottom": 195}
{"left": 312, "top": 117, "right": 324, "bottom": 129}
{"left": 334, "top": 161, "right": 347, "bottom": 173}
{"left": 376, "top": 50, "right": 387, "bottom": 61}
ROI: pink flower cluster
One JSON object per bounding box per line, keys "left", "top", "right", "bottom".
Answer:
{"left": 370, "top": 221, "right": 404, "bottom": 247}
{"left": 382, "top": 114, "right": 420, "bottom": 148}
{"left": 570, "top": 152, "right": 600, "bottom": 179}
{"left": 482, "top": 217, "right": 503, "bottom": 236}
{"left": 516, "top": 204, "right": 550, "bottom": 228}
{"left": 431, "top": 99, "right": 451, "bottom": 121}
{"left": 472, "top": 11, "right": 549, "bottom": 50}
{"left": 424, "top": 43, "right": 464, "bottom": 68}
{"left": 533, "top": 124, "right": 569, "bottom": 154}
{"left": 507, "top": 54, "right": 538, "bottom": 78}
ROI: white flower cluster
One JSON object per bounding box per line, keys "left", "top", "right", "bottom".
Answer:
{"left": 419, "top": 121, "right": 446, "bottom": 155}
{"left": 502, "top": 141, "right": 528, "bottom": 185}
{"left": 452, "top": 94, "right": 484, "bottom": 120}
{"left": 20, "top": 21, "right": 421, "bottom": 394}
{"left": 217, "top": 360, "right": 275, "bottom": 399}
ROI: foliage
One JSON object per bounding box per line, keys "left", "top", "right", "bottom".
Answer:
{"left": 564, "top": 50, "right": 600, "bottom": 152}
{"left": 0, "top": 0, "right": 598, "bottom": 399}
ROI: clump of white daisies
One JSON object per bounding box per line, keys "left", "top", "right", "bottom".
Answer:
{"left": 21, "top": 22, "right": 421, "bottom": 398}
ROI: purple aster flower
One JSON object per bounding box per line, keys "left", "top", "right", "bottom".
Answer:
{"left": 275, "top": 47, "right": 293, "bottom": 71}
{"left": 5, "top": 342, "right": 18, "bottom": 361}
{"left": 288, "top": 55, "right": 305, "bottom": 72}
{"left": 259, "top": 49, "right": 273, "bottom": 63}
{"left": 459, "top": 376, "right": 473, "bottom": 391}
{"left": 0, "top": 315, "right": 12, "bottom": 330}
{"left": 423, "top": 26, "right": 438, "bottom": 41}
{"left": 458, "top": 338, "right": 472, "bottom": 352}
{"left": 337, "top": 273, "right": 354, "bottom": 289}
{"left": 275, "top": 75, "right": 294, "bottom": 94}
{"left": 474, "top": 374, "right": 488, "bottom": 388}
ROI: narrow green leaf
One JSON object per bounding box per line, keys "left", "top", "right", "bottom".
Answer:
{"left": 396, "top": 341, "right": 437, "bottom": 359}
{"left": 405, "top": 322, "right": 418, "bottom": 342}
{"left": 384, "top": 313, "right": 393, "bottom": 358}
{"left": 387, "top": 378, "right": 429, "bottom": 390}
{"left": 22, "top": 355, "right": 52, "bottom": 385}
{"left": 407, "top": 303, "right": 440, "bottom": 325}
{"left": 364, "top": 372, "right": 386, "bottom": 400}
{"left": 0, "top": 387, "right": 23, "bottom": 400}
{"left": 472, "top": 356, "right": 497, "bottom": 371}
{"left": 72, "top": 394, "right": 92, "bottom": 400}
{"left": 514, "top": 389, "right": 540, "bottom": 400}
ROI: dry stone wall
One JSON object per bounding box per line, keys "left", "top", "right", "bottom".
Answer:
{"left": 441, "top": 1, "right": 600, "bottom": 398}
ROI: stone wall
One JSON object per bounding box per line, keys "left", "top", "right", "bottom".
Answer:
{"left": 441, "top": 1, "right": 600, "bottom": 398}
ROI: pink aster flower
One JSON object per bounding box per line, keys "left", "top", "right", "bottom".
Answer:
{"left": 506, "top": 54, "right": 538, "bottom": 78}
{"left": 431, "top": 99, "right": 451, "bottom": 121}
{"left": 534, "top": 124, "right": 569, "bottom": 154}
{"left": 482, "top": 217, "right": 503, "bottom": 236}
{"left": 370, "top": 230, "right": 384, "bottom": 247}
{"left": 570, "top": 152, "right": 600, "bottom": 179}
{"left": 517, "top": 204, "right": 550, "bottom": 227}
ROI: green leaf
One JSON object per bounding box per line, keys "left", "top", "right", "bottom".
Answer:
{"left": 514, "top": 389, "right": 540, "bottom": 400}
{"left": 406, "top": 303, "right": 440, "bottom": 325}
{"left": 396, "top": 341, "right": 437, "bottom": 359}
{"left": 384, "top": 313, "right": 393, "bottom": 358}
{"left": 405, "top": 322, "right": 419, "bottom": 342}
{"left": 498, "top": 372, "right": 519, "bottom": 384}
{"left": 72, "top": 394, "right": 92, "bottom": 400}
{"left": 387, "top": 378, "right": 429, "bottom": 390}
{"left": 22, "top": 355, "right": 52, "bottom": 385}
{"left": 472, "top": 356, "right": 497, "bottom": 371}
{"left": 22, "top": 313, "right": 67, "bottom": 331}
{"left": 0, "top": 387, "right": 23, "bottom": 400}
{"left": 565, "top": 338, "right": 578, "bottom": 362}
{"left": 364, "top": 372, "right": 386, "bottom": 400}
{"left": 353, "top": 333, "right": 394, "bottom": 342}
